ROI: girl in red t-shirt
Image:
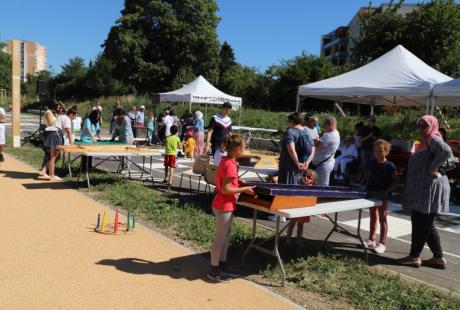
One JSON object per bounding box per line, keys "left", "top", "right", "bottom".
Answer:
{"left": 207, "top": 135, "right": 255, "bottom": 282}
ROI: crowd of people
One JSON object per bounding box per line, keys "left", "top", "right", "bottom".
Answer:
{"left": 4, "top": 97, "right": 452, "bottom": 282}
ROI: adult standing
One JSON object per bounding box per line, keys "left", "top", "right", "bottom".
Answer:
{"left": 204, "top": 102, "right": 232, "bottom": 156}
{"left": 278, "top": 113, "right": 315, "bottom": 185}
{"left": 163, "top": 110, "right": 174, "bottom": 137}
{"left": 157, "top": 112, "right": 166, "bottom": 143}
{"left": 312, "top": 117, "right": 340, "bottom": 186}
{"left": 136, "top": 105, "right": 145, "bottom": 127}
{"left": 304, "top": 114, "right": 320, "bottom": 140}
{"left": 112, "top": 109, "right": 134, "bottom": 145}
{"left": 400, "top": 116, "right": 453, "bottom": 268}
{"left": 0, "top": 105, "right": 6, "bottom": 162}
{"left": 128, "top": 105, "right": 137, "bottom": 137}
{"left": 360, "top": 116, "right": 382, "bottom": 169}
{"left": 194, "top": 111, "right": 205, "bottom": 156}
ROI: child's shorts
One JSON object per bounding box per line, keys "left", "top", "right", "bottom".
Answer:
{"left": 164, "top": 155, "right": 177, "bottom": 168}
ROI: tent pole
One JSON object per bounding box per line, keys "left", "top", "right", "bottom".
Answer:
{"left": 430, "top": 96, "right": 435, "bottom": 115}
{"left": 295, "top": 94, "right": 300, "bottom": 112}
{"left": 238, "top": 105, "right": 242, "bottom": 126}
{"left": 425, "top": 96, "right": 430, "bottom": 115}
{"left": 189, "top": 101, "right": 192, "bottom": 113}
{"left": 370, "top": 104, "right": 374, "bottom": 116}
{"left": 205, "top": 103, "right": 208, "bottom": 121}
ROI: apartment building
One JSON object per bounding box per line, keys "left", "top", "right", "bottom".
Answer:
{"left": 320, "top": 3, "right": 418, "bottom": 66}
{"left": 3, "top": 40, "right": 48, "bottom": 82}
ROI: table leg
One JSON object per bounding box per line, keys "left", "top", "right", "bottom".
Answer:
{"left": 274, "top": 215, "right": 286, "bottom": 286}
{"left": 357, "top": 209, "right": 368, "bottom": 263}
{"left": 241, "top": 209, "right": 258, "bottom": 266}
{"left": 86, "top": 156, "right": 91, "bottom": 190}
{"left": 324, "top": 213, "right": 339, "bottom": 242}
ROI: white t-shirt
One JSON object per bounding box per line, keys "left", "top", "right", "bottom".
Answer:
{"left": 305, "top": 126, "right": 319, "bottom": 140}
{"left": 164, "top": 115, "right": 174, "bottom": 136}
{"left": 136, "top": 111, "right": 145, "bottom": 125}
{"left": 54, "top": 114, "right": 72, "bottom": 144}
{"left": 313, "top": 130, "right": 340, "bottom": 165}
{"left": 0, "top": 107, "right": 5, "bottom": 117}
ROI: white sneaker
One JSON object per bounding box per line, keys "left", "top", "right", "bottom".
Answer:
{"left": 363, "top": 239, "right": 376, "bottom": 249}
{"left": 374, "top": 243, "right": 386, "bottom": 254}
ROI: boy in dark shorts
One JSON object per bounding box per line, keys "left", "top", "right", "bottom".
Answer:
{"left": 163, "top": 125, "right": 181, "bottom": 185}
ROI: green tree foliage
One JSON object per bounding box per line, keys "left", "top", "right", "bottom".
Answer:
{"left": 53, "top": 57, "right": 88, "bottom": 100}
{"left": 352, "top": 0, "right": 460, "bottom": 76}
{"left": 266, "top": 53, "right": 343, "bottom": 111}
{"left": 218, "top": 41, "right": 236, "bottom": 83}
{"left": 84, "top": 55, "right": 132, "bottom": 97}
{"left": 0, "top": 41, "right": 11, "bottom": 91}
{"left": 21, "top": 70, "right": 53, "bottom": 98}
{"left": 103, "top": 0, "right": 221, "bottom": 94}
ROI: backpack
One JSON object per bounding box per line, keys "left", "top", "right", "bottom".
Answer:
{"left": 295, "top": 129, "right": 313, "bottom": 162}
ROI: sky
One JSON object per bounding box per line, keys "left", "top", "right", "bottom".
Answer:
{"left": 0, "top": 0, "right": 436, "bottom": 73}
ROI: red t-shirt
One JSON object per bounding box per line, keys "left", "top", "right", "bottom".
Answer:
{"left": 212, "top": 157, "right": 239, "bottom": 212}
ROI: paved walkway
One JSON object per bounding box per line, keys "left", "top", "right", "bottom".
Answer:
{"left": 0, "top": 154, "right": 298, "bottom": 309}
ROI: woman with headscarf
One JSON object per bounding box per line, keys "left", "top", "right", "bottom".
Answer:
{"left": 194, "top": 111, "right": 205, "bottom": 156}
{"left": 400, "top": 115, "right": 454, "bottom": 269}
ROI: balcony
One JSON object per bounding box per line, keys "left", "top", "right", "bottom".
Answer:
{"left": 322, "top": 37, "right": 349, "bottom": 50}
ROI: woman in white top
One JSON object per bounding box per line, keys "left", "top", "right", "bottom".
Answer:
{"left": 38, "top": 103, "right": 77, "bottom": 180}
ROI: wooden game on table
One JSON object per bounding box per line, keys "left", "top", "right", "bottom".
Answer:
{"left": 237, "top": 151, "right": 279, "bottom": 169}
{"left": 57, "top": 144, "right": 164, "bottom": 190}
{"left": 237, "top": 183, "right": 380, "bottom": 286}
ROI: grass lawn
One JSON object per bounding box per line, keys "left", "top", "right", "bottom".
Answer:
{"left": 4, "top": 142, "right": 460, "bottom": 309}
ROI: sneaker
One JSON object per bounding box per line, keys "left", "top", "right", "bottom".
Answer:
{"left": 37, "top": 174, "right": 51, "bottom": 180}
{"left": 162, "top": 179, "right": 168, "bottom": 184}
{"left": 207, "top": 271, "right": 232, "bottom": 283}
{"left": 374, "top": 243, "right": 386, "bottom": 254}
{"left": 221, "top": 265, "right": 240, "bottom": 277}
{"left": 0, "top": 153, "right": 4, "bottom": 162}
{"left": 363, "top": 239, "right": 377, "bottom": 249}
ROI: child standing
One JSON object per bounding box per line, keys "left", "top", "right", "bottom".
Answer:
{"left": 163, "top": 125, "right": 181, "bottom": 185}
{"left": 0, "top": 106, "right": 6, "bottom": 163}
{"left": 183, "top": 129, "right": 196, "bottom": 159}
{"left": 146, "top": 111, "right": 156, "bottom": 145}
{"left": 208, "top": 135, "right": 255, "bottom": 282}
{"left": 364, "top": 139, "right": 399, "bottom": 254}
{"left": 286, "top": 169, "right": 317, "bottom": 246}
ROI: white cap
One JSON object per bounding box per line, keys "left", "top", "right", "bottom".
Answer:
{"left": 140, "top": 105, "right": 145, "bottom": 109}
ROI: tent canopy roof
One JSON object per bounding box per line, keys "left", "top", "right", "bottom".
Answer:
{"left": 158, "top": 75, "right": 242, "bottom": 107}
{"left": 298, "top": 45, "right": 452, "bottom": 106}
{"left": 433, "top": 78, "right": 460, "bottom": 106}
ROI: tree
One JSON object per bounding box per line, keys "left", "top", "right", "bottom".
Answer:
{"left": 53, "top": 57, "right": 88, "bottom": 100}
{"left": 351, "top": 0, "right": 460, "bottom": 76}
{"left": 0, "top": 41, "right": 11, "bottom": 91}
{"left": 84, "top": 55, "right": 132, "bottom": 97}
{"left": 351, "top": 1, "right": 406, "bottom": 65}
{"left": 103, "top": 0, "right": 221, "bottom": 94}
{"left": 218, "top": 41, "right": 236, "bottom": 83}
{"left": 267, "top": 53, "right": 342, "bottom": 111}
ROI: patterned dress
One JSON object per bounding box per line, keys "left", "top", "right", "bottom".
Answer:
{"left": 278, "top": 128, "right": 313, "bottom": 184}
{"left": 403, "top": 138, "right": 453, "bottom": 214}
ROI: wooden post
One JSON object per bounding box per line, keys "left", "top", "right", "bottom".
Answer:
{"left": 11, "top": 41, "right": 21, "bottom": 147}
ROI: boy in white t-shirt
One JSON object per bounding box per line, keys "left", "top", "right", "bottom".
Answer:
{"left": 0, "top": 107, "right": 6, "bottom": 162}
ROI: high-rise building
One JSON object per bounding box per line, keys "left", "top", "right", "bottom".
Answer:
{"left": 3, "top": 40, "right": 48, "bottom": 82}
{"left": 320, "top": 3, "right": 418, "bottom": 66}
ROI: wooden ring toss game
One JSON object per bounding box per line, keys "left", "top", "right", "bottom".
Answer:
{"left": 239, "top": 183, "right": 366, "bottom": 210}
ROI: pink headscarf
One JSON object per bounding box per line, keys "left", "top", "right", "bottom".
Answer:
{"left": 418, "top": 115, "right": 443, "bottom": 152}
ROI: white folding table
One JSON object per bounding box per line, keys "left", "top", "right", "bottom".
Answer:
{"left": 238, "top": 198, "right": 382, "bottom": 286}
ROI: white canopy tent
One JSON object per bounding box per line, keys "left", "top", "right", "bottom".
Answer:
{"left": 157, "top": 75, "right": 242, "bottom": 124}
{"left": 297, "top": 45, "right": 452, "bottom": 113}
{"left": 433, "top": 78, "right": 460, "bottom": 107}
